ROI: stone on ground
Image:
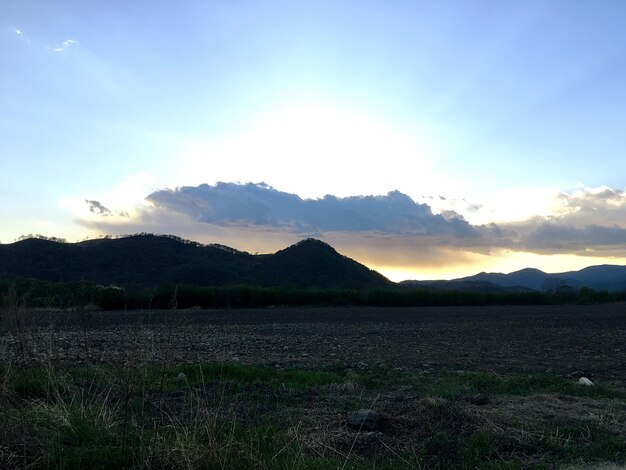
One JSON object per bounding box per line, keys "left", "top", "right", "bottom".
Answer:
{"left": 347, "top": 409, "right": 380, "bottom": 431}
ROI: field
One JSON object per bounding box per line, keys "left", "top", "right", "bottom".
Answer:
{"left": 2, "top": 304, "right": 626, "bottom": 468}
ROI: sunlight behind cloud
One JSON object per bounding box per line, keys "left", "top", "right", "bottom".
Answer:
{"left": 176, "top": 103, "right": 441, "bottom": 199}
{"left": 59, "top": 173, "right": 160, "bottom": 224}
{"left": 104, "top": 173, "right": 160, "bottom": 210}
{"left": 457, "top": 186, "right": 565, "bottom": 225}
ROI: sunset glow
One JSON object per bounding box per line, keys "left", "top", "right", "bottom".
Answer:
{"left": 3, "top": 1, "right": 626, "bottom": 280}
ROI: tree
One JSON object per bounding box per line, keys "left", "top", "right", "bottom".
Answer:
{"left": 542, "top": 277, "right": 564, "bottom": 294}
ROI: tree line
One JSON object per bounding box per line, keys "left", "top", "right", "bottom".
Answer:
{"left": 1, "top": 277, "right": 625, "bottom": 311}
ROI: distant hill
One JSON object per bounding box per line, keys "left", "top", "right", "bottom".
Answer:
{"left": 558, "top": 265, "right": 626, "bottom": 288}
{"left": 0, "top": 235, "right": 390, "bottom": 290}
{"left": 459, "top": 268, "right": 552, "bottom": 291}
{"left": 402, "top": 265, "right": 626, "bottom": 292}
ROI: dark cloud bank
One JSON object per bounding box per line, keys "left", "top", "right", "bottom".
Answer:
{"left": 146, "top": 182, "right": 478, "bottom": 238}
{"left": 86, "top": 182, "right": 626, "bottom": 257}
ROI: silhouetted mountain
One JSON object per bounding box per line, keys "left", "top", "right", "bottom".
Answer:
{"left": 258, "top": 238, "right": 389, "bottom": 289}
{"left": 0, "top": 235, "right": 390, "bottom": 290}
{"left": 460, "top": 268, "right": 551, "bottom": 290}
{"left": 403, "top": 264, "right": 626, "bottom": 292}
{"left": 559, "top": 265, "right": 626, "bottom": 283}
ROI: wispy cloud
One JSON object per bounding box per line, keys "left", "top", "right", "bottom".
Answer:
{"left": 85, "top": 199, "right": 113, "bottom": 217}
{"left": 84, "top": 199, "right": 130, "bottom": 218}
{"left": 11, "top": 27, "right": 77, "bottom": 52}
{"left": 53, "top": 38, "right": 77, "bottom": 53}
{"left": 12, "top": 27, "right": 31, "bottom": 43}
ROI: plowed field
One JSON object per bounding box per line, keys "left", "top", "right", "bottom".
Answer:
{"left": 5, "top": 304, "right": 626, "bottom": 380}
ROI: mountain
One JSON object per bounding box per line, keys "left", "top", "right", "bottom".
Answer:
{"left": 465, "top": 265, "right": 626, "bottom": 291}
{"left": 403, "top": 264, "right": 626, "bottom": 292}
{"left": 0, "top": 235, "right": 390, "bottom": 290}
{"left": 256, "top": 238, "right": 390, "bottom": 289}
{"left": 5, "top": 234, "right": 625, "bottom": 293}
{"left": 559, "top": 265, "right": 626, "bottom": 285}
{"left": 459, "top": 268, "right": 553, "bottom": 291}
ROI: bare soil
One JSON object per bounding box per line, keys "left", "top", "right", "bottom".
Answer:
{"left": 3, "top": 304, "right": 626, "bottom": 379}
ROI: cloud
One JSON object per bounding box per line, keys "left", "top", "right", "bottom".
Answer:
{"left": 492, "top": 186, "right": 626, "bottom": 256}
{"left": 75, "top": 182, "right": 626, "bottom": 267}
{"left": 11, "top": 27, "right": 79, "bottom": 53}
{"left": 146, "top": 182, "right": 480, "bottom": 238}
{"left": 83, "top": 199, "right": 129, "bottom": 218}
{"left": 553, "top": 186, "right": 626, "bottom": 225}
{"left": 85, "top": 200, "right": 113, "bottom": 216}
{"left": 12, "top": 27, "right": 31, "bottom": 43}
{"left": 53, "top": 38, "right": 77, "bottom": 53}
{"left": 514, "top": 220, "right": 626, "bottom": 255}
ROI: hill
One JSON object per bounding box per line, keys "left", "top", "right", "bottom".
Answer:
{"left": 403, "top": 265, "right": 626, "bottom": 292}
{"left": 256, "top": 238, "right": 390, "bottom": 289}
{"left": 0, "top": 235, "right": 390, "bottom": 290}
{"left": 460, "top": 268, "right": 553, "bottom": 291}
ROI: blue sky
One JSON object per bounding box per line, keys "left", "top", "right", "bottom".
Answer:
{"left": 2, "top": 1, "right": 626, "bottom": 280}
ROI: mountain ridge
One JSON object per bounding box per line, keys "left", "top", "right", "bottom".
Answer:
{"left": 0, "top": 235, "right": 390, "bottom": 290}
{"left": 402, "top": 264, "right": 626, "bottom": 292}
{"left": 2, "top": 234, "right": 626, "bottom": 292}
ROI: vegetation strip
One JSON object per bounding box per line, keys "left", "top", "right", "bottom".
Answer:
{"left": 1, "top": 363, "right": 624, "bottom": 469}
{"left": 3, "top": 277, "right": 624, "bottom": 311}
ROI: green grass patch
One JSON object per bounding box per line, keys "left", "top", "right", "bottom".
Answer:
{"left": 350, "top": 367, "right": 625, "bottom": 400}
{"left": 7, "top": 366, "right": 54, "bottom": 398}
{"left": 171, "top": 362, "right": 343, "bottom": 391}
{"left": 419, "top": 372, "right": 625, "bottom": 400}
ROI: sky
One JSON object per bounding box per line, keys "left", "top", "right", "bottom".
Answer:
{"left": 2, "top": 0, "right": 626, "bottom": 281}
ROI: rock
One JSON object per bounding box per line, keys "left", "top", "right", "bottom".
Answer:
{"left": 347, "top": 409, "right": 380, "bottom": 431}
{"left": 175, "top": 372, "right": 187, "bottom": 384}
{"left": 578, "top": 377, "right": 594, "bottom": 386}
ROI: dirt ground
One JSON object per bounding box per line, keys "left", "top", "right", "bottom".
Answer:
{"left": 2, "top": 304, "right": 626, "bottom": 468}
{"left": 3, "top": 304, "right": 626, "bottom": 380}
